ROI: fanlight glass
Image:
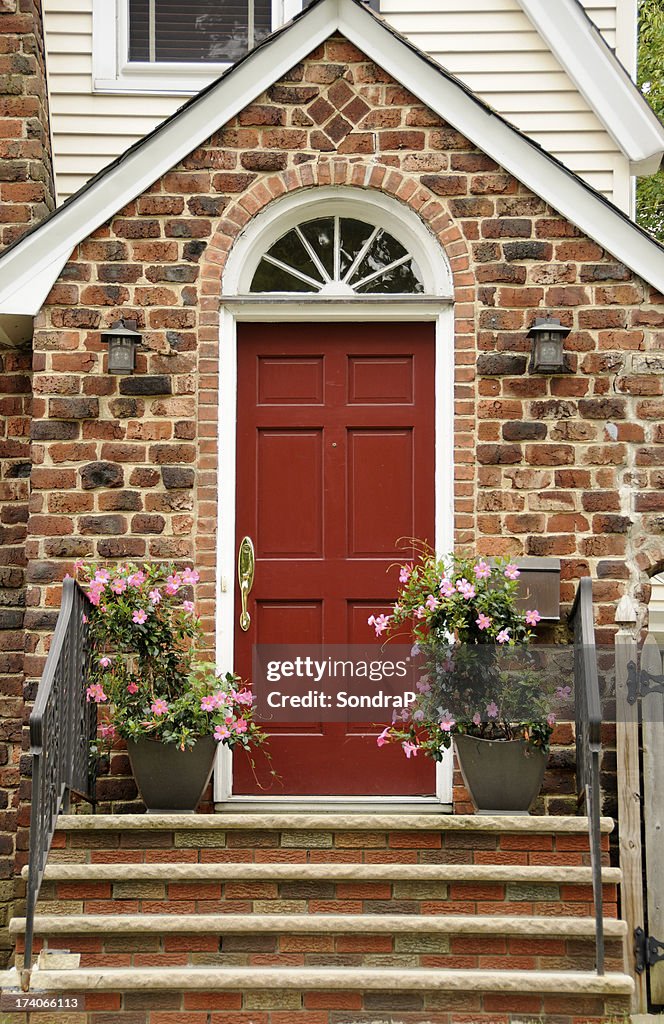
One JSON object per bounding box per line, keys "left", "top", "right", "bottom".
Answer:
{"left": 250, "top": 216, "right": 425, "bottom": 295}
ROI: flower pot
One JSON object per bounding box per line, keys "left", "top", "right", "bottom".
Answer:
{"left": 454, "top": 733, "right": 547, "bottom": 815}
{"left": 127, "top": 735, "right": 217, "bottom": 813}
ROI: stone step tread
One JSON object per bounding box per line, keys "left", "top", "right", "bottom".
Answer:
{"left": 55, "top": 813, "right": 614, "bottom": 833}
{"left": 12, "top": 965, "right": 634, "bottom": 995}
{"left": 10, "top": 913, "right": 628, "bottom": 936}
{"left": 29, "top": 862, "right": 622, "bottom": 884}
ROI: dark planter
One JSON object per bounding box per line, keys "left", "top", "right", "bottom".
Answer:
{"left": 454, "top": 733, "right": 548, "bottom": 815}
{"left": 127, "top": 735, "right": 217, "bottom": 813}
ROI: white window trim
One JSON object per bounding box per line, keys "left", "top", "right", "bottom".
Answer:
{"left": 92, "top": 0, "right": 302, "bottom": 95}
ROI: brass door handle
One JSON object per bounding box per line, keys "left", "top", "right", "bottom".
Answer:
{"left": 238, "top": 536, "right": 255, "bottom": 632}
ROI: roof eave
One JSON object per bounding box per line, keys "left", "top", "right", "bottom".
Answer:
{"left": 518, "top": 0, "right": 664, "bottom": 166}
{"left": 1, "top": 0, "right": 664, "bottom": 322}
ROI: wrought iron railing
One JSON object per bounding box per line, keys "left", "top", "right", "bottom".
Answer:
{"left": 23, "top": 577, "right": 96, "bottom": 984}
{"left": 570, "top": 576, "right": 604, "bottom": 975}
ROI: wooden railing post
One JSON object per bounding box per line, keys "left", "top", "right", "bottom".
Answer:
{"left": 615, "top": 594, "right": 646, "bottom": 1013}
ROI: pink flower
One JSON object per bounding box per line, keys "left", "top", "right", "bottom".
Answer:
{"left": 439, "top": 712, "right": 455, "bottom": 732}
{"left": 456, "top": 578, "right": 476, "bottom": 600}
{"left": 127, "top": 681, "right": 139, "bottom": 694}
{"left": 88, "top": 584, "right": 103, "bottom": 607}
{"left": 496, "top": 629, "right": 511, "bottom": 644}
{"left": 132, "top": 608, "right": 148, "bottom": 624}
{"left": 151, "top": 699, "right": 169, "bottom": 716}
{"left": 504, "top": 563, "right": 521, "bottom": 580}
{"left": 473, "top": 560, "right": 491, "bottom": 580}
{"left": 413, "top": 709, "right": 424, "bottom": 721}
{"left": 233, "top": 718, "right": 248, "bottom": 734}
{"left": 214, "top": 724, "right": 231, "bottom": 741}
{"left": 547, "top": 713, "right": 557, "bottom": 727}
{"left": 94, "top": 569, "right": 110, "bottom": 583}
{"left": 181, "top": 568, "right": 200, "bottom": 585}
{"left": 525, "top": 609, "right": 541, "bottom": 626}
{"left": 402, "top": 741, "right": 419, "bottom": 759}
{"left": 99, "top": 723, "right": 116, "bottom": 740}
{"left": 183, "top": 600, "right": 195, "bottom": 614}
{"left": 164, "top": 574, "right": 181, "bottom": 595}
{"left": 439, "top": 578, "right": 455, "bottom": 598}
{"left": 149, "top": 588, "right": 161, "bottom": 605}
{"left": 472, "top": 712, "right": 482, "bottom": 726}
{"left": 486, "top": 701, "right": 499, "bottom": 719}
{"left": 99, "top": 656, "right": 111, "bottom": 668}
{"left": 476, "top": 613, "right": 491, "bottom": 631}
{"left": 201, "top": 694, "right": 218, "bottom": 712}
{"left": 110, "top": 577, "right": 127, "bottom": 594}
{"left": 128, "top": 571, "right": 146, "bottom": 588}
{"left": 399, "top": 563, "right": 413, "bottom": 584}
{"left": 425, "top": 594, "right": 439, "bottom": 611}
{"left": 416, "top": 676, "right": 431, "bottom": 694}
{"left": 74, "top": 558, "right": 85, "bottom": 572}
{"left": 368, "top": 613, "right": 390, "bottom": 636}
{"left": 235, "top": 688, "right": 254, "bottom": 706}
{"left": 414, "top": 605, "right": 427, "bottom": 619}
{"left": 86, "top": 683, "right": 107, "bottom": 704}
{"left": 376, "top": 727, "right": 391, "bottom": 748}
{"left": 556, "top": 685, "right": 572, "bottom": 700}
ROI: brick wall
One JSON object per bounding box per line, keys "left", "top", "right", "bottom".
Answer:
{"left": 17, "top": 35, "right": 664, "bottom": 825}
{"left": 0, "top": 0, "right": 54, "bottom": 963}
{"left": 0, "top": 0, "right": 54, "bottom": 247}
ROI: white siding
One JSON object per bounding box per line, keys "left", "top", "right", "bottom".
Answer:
{"left": 381, "top": 0, "right": 630, "bottom": 209}
{"left": 44, "top": 0, "right": 178, "bottom": 202}
{"left": 43, "top": 0, "right": 632, "bottom": 209}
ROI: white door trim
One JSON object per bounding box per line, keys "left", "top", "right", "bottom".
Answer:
{"left": 214, "top": 301, "right": 455, "bottom": 804}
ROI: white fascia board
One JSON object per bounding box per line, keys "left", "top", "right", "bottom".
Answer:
{"left": 518, "top": 0, "right": 664, "bottom": 169}
{"left": 0, "top": 1, "right": 341, "bottom": 316}
{"left": 337, "top": 0, "right": 664, "bottom": 294}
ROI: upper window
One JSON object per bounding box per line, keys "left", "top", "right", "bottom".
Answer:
{"left": 127, "top": 0, "right": 272, "bottom": 66}
{"left": 92, "top": 0, "right": 301, "bottom": 95}
{"left": 250, "top": 216, "right": 425, "bottom": 295}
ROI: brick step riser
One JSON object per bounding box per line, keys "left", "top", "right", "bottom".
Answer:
{"left": 51, "top": 828, "right": 609, "bottom": 868}
{"left": 31, "top": 881, "right": 621, "bottom": 919}
{"left": 16, "top": 932, "right": 624, "bottom": 973}
{"left": 12, "top": 987, "right": 633, "bottom": 1023}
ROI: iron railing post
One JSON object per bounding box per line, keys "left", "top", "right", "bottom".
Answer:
{"left": 22, "top": 578, "right": 94, "bottom": 988}
{"left": 570, "top": 576, "right": 605, "bottom": 975}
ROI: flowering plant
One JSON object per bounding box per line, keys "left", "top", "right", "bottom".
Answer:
{"left": 75, "top": 561, "right": 265, "bottom": 754}
{"left": 370, "top": 547, "right": 566, "bottom": 759}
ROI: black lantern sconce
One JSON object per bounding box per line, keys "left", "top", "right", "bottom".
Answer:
{"left": 101, "top": 319, "right": 142, "bottom": 374}
{"left": 527, "top": 316, "right": 570, "bottom": 374}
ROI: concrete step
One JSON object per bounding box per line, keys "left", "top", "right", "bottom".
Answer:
{"left": 27, "top": 861, "right": 622, "bottom": 884}
{"left": 10, "top": 912, "right": 628, "bottom": 937}
{"left": 55, "top": 812, "right": 614, "bottom": 833}
{"left": 1, "top": 964, "right": 635, "bottom": 995}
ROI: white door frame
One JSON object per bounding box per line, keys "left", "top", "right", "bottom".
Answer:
{"left": 213, "top": 188, "right": 456, "bottom": 805}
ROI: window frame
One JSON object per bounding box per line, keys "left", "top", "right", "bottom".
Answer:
{"left": 92, "top": 0, "right": 299, "bottom": 95}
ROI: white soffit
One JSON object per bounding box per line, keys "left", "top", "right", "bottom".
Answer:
{"left": 1, "top": 0, "right": 664, "bottom": 319}
{"left": 518, "top": 0, "right": 664, "bottom": 175}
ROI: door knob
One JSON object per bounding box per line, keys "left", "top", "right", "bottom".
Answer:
{"left": 238, "top": 536, "right": 255, "bottom": 632}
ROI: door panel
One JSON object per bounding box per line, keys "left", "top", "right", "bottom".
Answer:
{"left": 233, "top": 321, "right": 437, "bottom": 796}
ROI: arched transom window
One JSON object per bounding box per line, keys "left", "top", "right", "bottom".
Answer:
{"left": 250, "top": 216, "right": 425, "bottom": 295}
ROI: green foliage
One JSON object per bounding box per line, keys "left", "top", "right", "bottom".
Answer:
{"left": 637, "top": 0, "right": 664, "bottom": 239}
{"left": 373, "top": 547, "right": 565, "bottom": 761}
{"left": 77, "top": 561, "right": 266, "bottom": 754}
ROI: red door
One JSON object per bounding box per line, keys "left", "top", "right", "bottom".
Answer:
{"left": 234, "top": 322, "right": 436, "bottom": 795}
